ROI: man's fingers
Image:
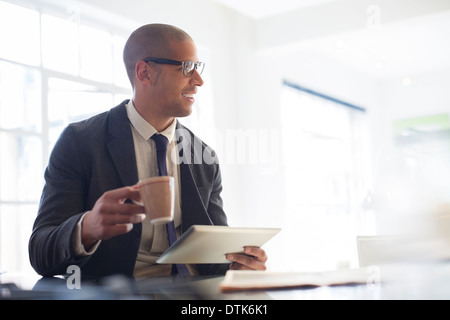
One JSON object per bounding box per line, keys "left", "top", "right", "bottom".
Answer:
{"left": 226, "top": 251, "right": 267, "bottom": 271}
{"left": 95, "top": 186, "right": 145, "bottom": 217}
{"left": 101, "top": 185, "right": 142, "bottom": 207}
{"left": 95, "top": 223, "right": 135, "bottom": 240}
{"left": 244, "top": 246, "right": 268, "bottom": 263}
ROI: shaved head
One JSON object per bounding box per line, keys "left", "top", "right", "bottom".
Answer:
{"left": 123, "top": 24, "right": 193, "bottom": 87}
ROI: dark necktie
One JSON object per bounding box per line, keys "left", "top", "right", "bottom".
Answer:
{"left": 151, "top": 133, "right": 190, "bottom": 277}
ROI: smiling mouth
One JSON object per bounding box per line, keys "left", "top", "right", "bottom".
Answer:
{"left": 182, "top": 93, "right": 196, "bottom": 102}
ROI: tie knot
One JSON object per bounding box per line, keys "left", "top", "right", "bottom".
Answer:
{"left": 151, "top": 134, "right": 168, "bottom": 152}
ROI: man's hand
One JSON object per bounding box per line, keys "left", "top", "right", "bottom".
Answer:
{"left": 81, "top": 186, "right": 145, "bottom": 250}
{"left": 226, "top": 246, "right": 268, "bottom": 271}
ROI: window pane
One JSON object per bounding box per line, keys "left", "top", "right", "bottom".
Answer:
{"left": 113, "top": 35, "right": 129, "bottom": 88}
{"left": 79, "top": 26, "right": 113, "bottom": 82}
{"left": 0, "top": 1, "right": 40, "bottom": 66}
{"left": 48, "top": 78, "right": 113, "bottom": 146}
{"left": 279, "top": 85, "right": 371, "bottom": 271}
{"left": 0, "top": 132, "right": 43, "bottom": 202}
{"left": 0, "top": 204, "right": 37, "bottom": 273}
{"left": 41, "top": 14, "right": 79, "bottom": 75}
{"left": 0, "top": 61, "right": 41, "bottom": 132}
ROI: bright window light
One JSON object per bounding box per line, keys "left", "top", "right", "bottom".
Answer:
{"left": 0, "top": 61, "right": 41, "bottom": 131}
{"left": 0, "top": 1, "right": 213, "bottom": 275}
{"left": 41, "top": 14, "right": 79, "bottom": 75}
{"left": 275, "top": 83, "right": 372, "bottom": 272}
{"left": 79, "top": 25, "right": 113, "bottom": 82}
{"left": 0, "top": 1, "right": 40, "bottom": 66}
{"left": 0, "top": 1, "right": 133, "bottom": 274}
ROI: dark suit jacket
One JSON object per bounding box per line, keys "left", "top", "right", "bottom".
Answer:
{"left": 28, "top": 100, "right": 229, "bottom": 280}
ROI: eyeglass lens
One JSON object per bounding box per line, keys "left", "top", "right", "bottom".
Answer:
{"left": 183, "top": 61, "right": 204, "bottom": 76}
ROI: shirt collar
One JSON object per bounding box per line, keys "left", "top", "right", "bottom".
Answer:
{"left": 126, "top": 100, "right": 177, "bottom": 142}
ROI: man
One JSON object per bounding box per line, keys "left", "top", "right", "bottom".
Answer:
{"left": 28, "top": 23, "right": 267, "bottom": 281}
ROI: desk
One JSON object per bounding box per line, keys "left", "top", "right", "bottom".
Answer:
{"left": 2, "top": 262, "right": 450, "bottom": 300}
{"left": 0, "top": 273, "right": 375, "bottom": 300}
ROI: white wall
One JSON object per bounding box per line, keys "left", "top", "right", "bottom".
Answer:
{"left": 379, "top": 68, "right": 450, "bottom": 126}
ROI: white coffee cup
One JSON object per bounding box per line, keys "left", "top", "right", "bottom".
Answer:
{"left": 137, "top": 176, "right": 174, "bottom": 224}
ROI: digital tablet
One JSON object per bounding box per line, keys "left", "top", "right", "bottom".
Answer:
{"left": 156, "top": 225, "right": 281, "bottom": 264}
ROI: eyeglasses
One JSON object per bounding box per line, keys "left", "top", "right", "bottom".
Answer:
{"left": 144, "top": 57, "right": 205, "bottom": 77}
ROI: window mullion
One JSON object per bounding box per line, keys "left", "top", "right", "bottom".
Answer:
{"left": 38, "top": 9, "right": 49, "bottom": 171}
{"left": 41, "top": 71, "right": 49, "bottom": 170}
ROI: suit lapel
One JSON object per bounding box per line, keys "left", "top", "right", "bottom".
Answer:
{"left": 176, "top": 122, "right": 214, "bottom": 231}
{"left": 179, "top": 163, "right": 213, "bottom": 231}
{"left": 106, "top": 102, "right": 139, "bottom": 187}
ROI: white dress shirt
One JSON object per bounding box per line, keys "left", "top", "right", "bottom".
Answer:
{"left": 126, "top": 100, "right": 183, "bottom": 277}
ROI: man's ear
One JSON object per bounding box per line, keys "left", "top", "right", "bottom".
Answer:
{"left": 135, "top": 60, "right": 152, "bottom": 84}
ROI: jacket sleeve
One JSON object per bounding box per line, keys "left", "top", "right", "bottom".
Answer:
{"left": 28, "top": 125, "right": 92, "bottom": 277}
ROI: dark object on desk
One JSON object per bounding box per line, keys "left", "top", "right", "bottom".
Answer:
{"left": 1, "top": 275, "right": 142, "bottom": 300}
{"left": 0, "top": 274, "right": 222, "bottom": 300}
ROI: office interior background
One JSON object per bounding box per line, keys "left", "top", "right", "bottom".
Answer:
{"left": 1, "top": 0, "right": 450, "bottom": 276}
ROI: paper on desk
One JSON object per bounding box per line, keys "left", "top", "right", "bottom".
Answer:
{"left": 220, "top": 268, "right": 374, "bottom": 292}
